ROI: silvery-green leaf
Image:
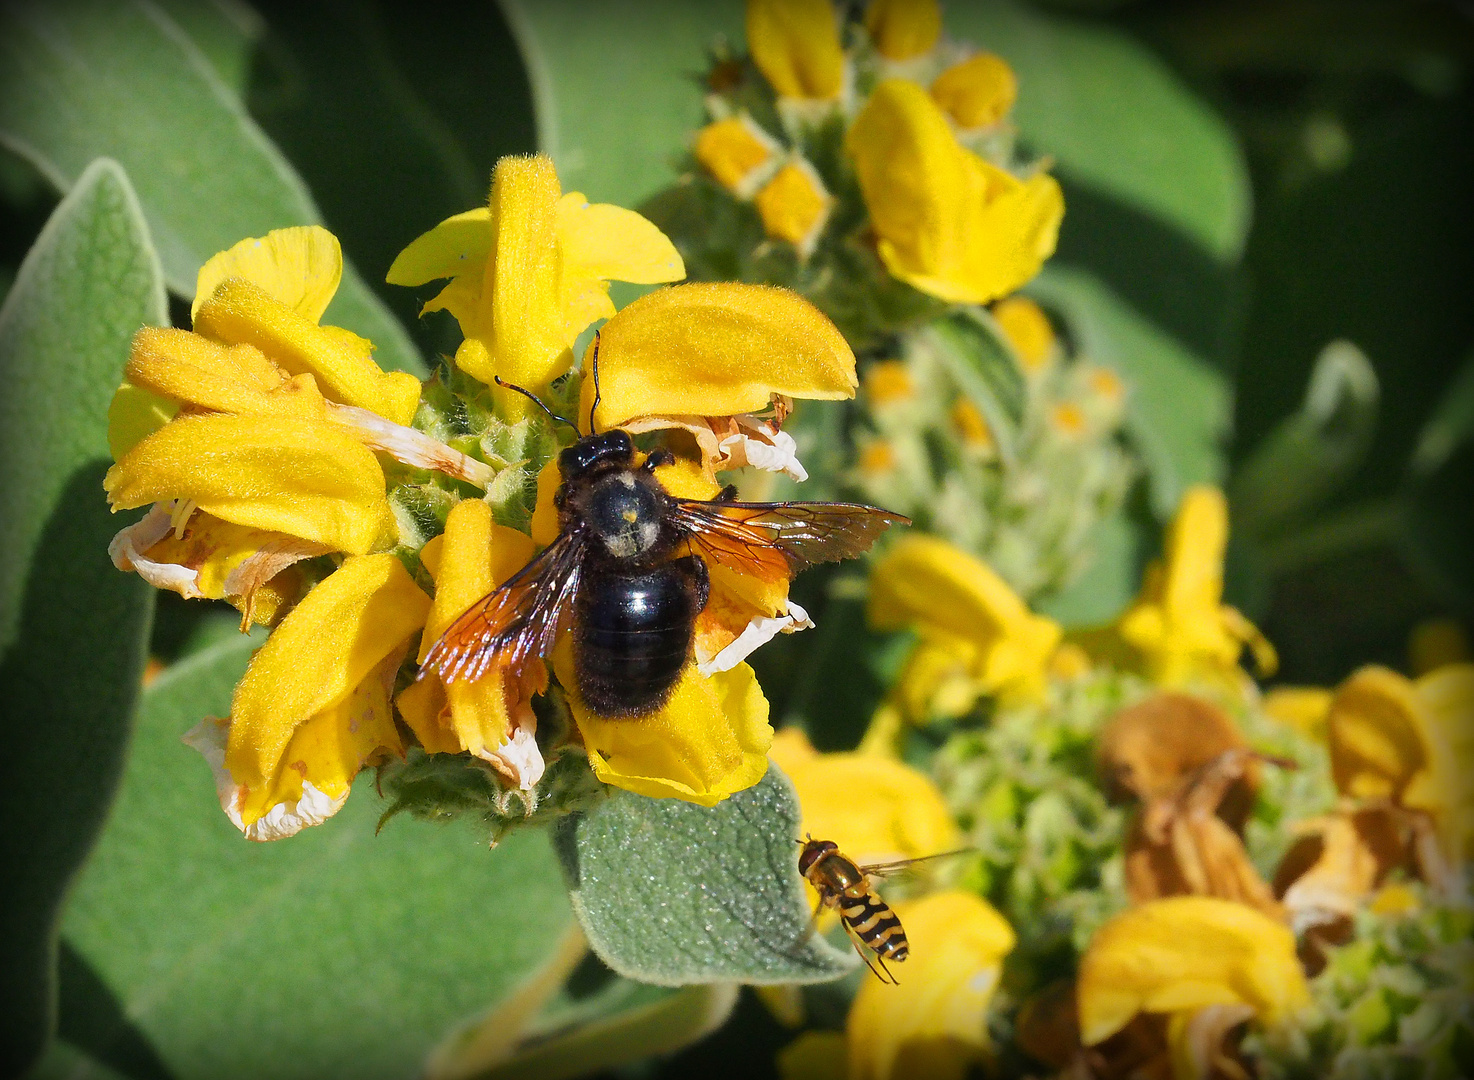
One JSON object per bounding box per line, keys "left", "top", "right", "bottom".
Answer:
{"left": 0, "top": 0, "right": 422, "bottom": 376}
{"left": 555, "top": 766, "right": 855, "bottom": 986}
{"left": 0, "top": 158, "right": 160, "bottom": 1074}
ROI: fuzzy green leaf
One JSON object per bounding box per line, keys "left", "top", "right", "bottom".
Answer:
{"left": 556, "top": 766, "right": 855, "bottom": 986}
{"left": 0, "top": 0, "right": 423, "bottom": 376}
{"left": 0, "top": 159, "right": 160, "bottom": 1075}
{"left": 56, "top": 636, "right": 573, "bottom": 1079}
{"left": 500, "top": 0, "right": 742, "bottom": 209}
{"left": 1028, "top": 265, "right": 1231, "bottom": 519}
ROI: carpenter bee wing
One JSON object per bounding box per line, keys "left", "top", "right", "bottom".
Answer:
{"left": 420, "top": 528, "right": 586, "bottom": 684}
{"left": 667, "top": 500, "right": 909, "bottom": 580}
{"left": 856, "top": 848, "right": 976, "bottom": 880}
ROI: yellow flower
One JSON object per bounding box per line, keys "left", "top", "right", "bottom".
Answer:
{"left": 1327, "top": 663, "right": 1474, "bottom": 879}
{"left": 577, "top": 282, "right": 856, "bottom": 481}
{"left": 949, "top": 399, "right": 993, "bottom": 450}
{"left": 192, "top": 227, "right": 421, "bottom": 425}
{"left": 869, "top": 534, "right": 1062, "bottom": 707}
{"left": 930, "top": 52, "right": 1018, "bottom": 130}
{"left": 862, "top": 359, "right": 915, "bottom": 406}
{"left": 754, "top": 158, "right": 833, "bottom": 259}
{"left": 1075, "top": 896, "right": 1309, "bottom": 1050}
{"left": 694, "top": 115, "right": 780, "bottom": 198}
{"left": 184, "top": 554, "right": 431, "bottom": 840}
{"left": 105, "top": 227, "right": 496, "bottom": 625}
{"left": 386, "top": 154, "right": 684, "bottom": 414}
{"left": 864, "top": 0, "right": 942, "bottom": 62}
{"left": 846, "top": 891, "right": 1016, "bottom": 1080}
{"left": 395, "top": 499, "right": 548, "bottom": 790}
{"left": 991, "top": 295, "right": 1055, "bottom": 374}
{"left": 746, "top": 0, "right": 845, "bottom": 102}
{"left": 847, "top": 79, "right": 1063, "bottom": 305}
{"left": 105, "top": 413, "right": 394, "bottom": 556}
{"left": 1113, "top": 486, "right": 1276, "bottom": 687}
{"left": 770, "top": 727, "right": 959, "bottom": 863}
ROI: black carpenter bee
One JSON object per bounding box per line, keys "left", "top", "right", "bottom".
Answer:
{"left": 420, "top": 359, "right": 907, "bottom": 718}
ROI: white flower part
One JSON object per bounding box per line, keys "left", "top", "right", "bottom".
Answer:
{"left": 181, "top": 717, "right": 347, "bottom": 842}
{"left": 109, "top": 503, "right": 204, "bottom": 598}
{"left": 480, "top": 725, "right": 545, "bottom": 792}
{"left": 717, "top": 424, "right": 809, "bottom": 482}
{"left": 697, "top": 600, "right": 814, "bottom": 675}
{"left": 327, "top": 403, "right": 495, "bottom": 489}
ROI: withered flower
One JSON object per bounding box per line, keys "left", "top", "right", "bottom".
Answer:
{"left": 1098, "top": 693, "right": 1285, "bottom": 918}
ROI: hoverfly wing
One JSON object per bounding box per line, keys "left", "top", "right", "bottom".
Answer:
{"left": 668, "top": 500, "right": 908, "bottom": 580}
{"left": 856, "top": 847, "right": 976, "bottom": 880}
{"left": 421, "top": 529, "right": 586, "bottom": 684}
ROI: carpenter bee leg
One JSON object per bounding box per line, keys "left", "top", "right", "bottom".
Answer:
{"left": 642, "top": 448, "right": 676, "bottom": 472}
{"left": 715, "top": 484, "right": 738, "bottom": 503}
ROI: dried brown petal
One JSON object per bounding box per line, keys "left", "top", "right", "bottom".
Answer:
{"left": 1098, "top": 694, "right": 1258, "bottom": 826}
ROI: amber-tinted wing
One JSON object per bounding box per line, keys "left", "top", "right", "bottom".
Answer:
{"left": 668, "top": 500, "right": 908, "bottom": 581}
{"left": 420, "top": 528, "right": 586, "bottom": 684}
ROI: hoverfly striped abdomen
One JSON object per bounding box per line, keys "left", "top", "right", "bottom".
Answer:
{"left": 839, "top": 888, "right": 909, "bottom": 961}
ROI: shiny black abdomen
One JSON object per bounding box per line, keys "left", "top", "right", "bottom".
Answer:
{"left": 574, "top": 556, "right": 709, "bottom": 716}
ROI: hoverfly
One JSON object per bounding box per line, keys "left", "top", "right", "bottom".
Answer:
{"left": 798, "top": 835, "right": 971, "bottom": 984}
{"left": 421, "top": 358, "right": 907, "bottom": 718}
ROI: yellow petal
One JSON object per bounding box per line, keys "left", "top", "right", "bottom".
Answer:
{"left": 556, "top": 645, "right": 772, "bottom": 806}
{"left": 864, "top": 0, "right": 942, "bottom": 62}
{"left": 931, "top": 53, "right": 1018, "bottom": 129}
{"left": 1115, "top": 486, "right": 1274, "bottom": 686}
{"left": 398, "top": 502, "right": 545, "bottom": 782}
{"left": 1075, "top": 896, "right": 1308, "bottom": 1047}
{"left": 484, "top": 154, "right": 569, "bottom": 404}
{"left": 1416, "top": 663, "right": 1474, "bottom": 864}
{"left": 869, "top": 535, "right": 1061, "bottom": 703}
{"left": 125, "top": 326, "right": 327, "bottom": 420}
{"left": 104, "top": 412, "right": 395, "bottom": 555}
{"left": 557, "top": 192, "right": 684, "bottom": 288}
{"left": 529, "top": 457, "right": 563, "bottom": 547}
{"left": 847, "top": 891, "right": 1015, "bottom": 1080}
{"left": 132, "top": 510, "right": 318, "bottom": 625}
{"left": 747, "top": 0, "right": 845, "bottom": 101}
{"left": 893, "top": 633, "right": 984, "bottom": 721}
{"left": 1327, "top": 665, "right": 1430, "bottom": 803}
{"left": 193, "top": 225, "right": 342, "bottom": 325}
{"left": 694, "top": 116, "right": 778, "bottom": 194}
{"left": 224, "top": 554, "right": 430, "bottom": 825}
{"left": 580, "top": 282, "right": 856, "bottom": 432}
{"left": 992, "top": 296, "right": 1056, "bottom": 374}
{"left": 754, "top": 160, "right": 832, "bottom": 255}
{"left": 848, "top": 80, "right": 1062, "bottom": 304}
{"left": 385, "top": 207, "right": 493, "bottom": 286}
{"left": 107, "top": 381, "right": 179, "bottom": 461}
{"left": 1262, "top": 686, "right": 1333, "bottom": 742}
{"left": 780, "top": 744, "right": 959, "bottom": 862}
{"left": 194, "top": 278, "right": 420, "bottom": 425}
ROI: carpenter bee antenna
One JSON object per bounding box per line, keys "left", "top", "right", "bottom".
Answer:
{"left": 493, "top": 376, "right": 579, "bottom": 433}
{"left": 587, "top": 333, "right": 602, "bottom": 435}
